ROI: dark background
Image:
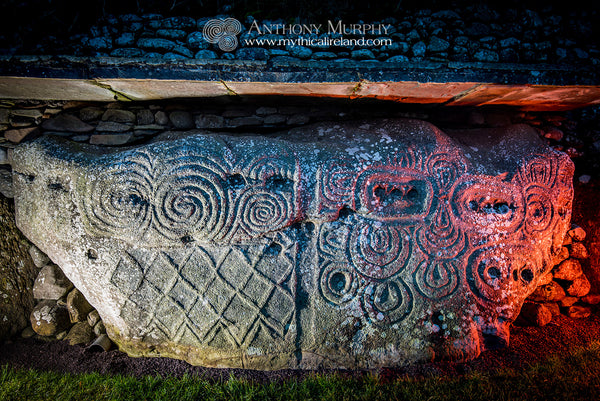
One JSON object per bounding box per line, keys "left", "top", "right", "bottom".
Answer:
{"left": 0, "top": 0, "right": 597, "bottom": 55}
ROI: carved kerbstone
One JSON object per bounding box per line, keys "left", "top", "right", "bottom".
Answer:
{"left": 11, "top": 120, "right": 573, "bottom": 369}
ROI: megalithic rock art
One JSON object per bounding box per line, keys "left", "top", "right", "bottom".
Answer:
{"left": 11, "top": 119, "right": 573, "bottom": 369}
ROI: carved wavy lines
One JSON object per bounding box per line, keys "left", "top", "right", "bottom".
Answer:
{"left": 79, "top": 137, "right": 299, "bottom": 245}
{"left": 465, "top": 245, "right": 541, "bottom": 307}
{"left": 317, "top": 220, "right": 413, "bottom": 324}
{"left": 414, "top": 259, "right": 460, "bottom": 300}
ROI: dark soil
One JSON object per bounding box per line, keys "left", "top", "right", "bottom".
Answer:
{"left": 1, "top": 312, "right": 599, "bottom": 383}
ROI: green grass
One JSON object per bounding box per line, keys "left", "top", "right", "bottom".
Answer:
{"left": 2, "top": 342, "right": 600, "bottom": 401}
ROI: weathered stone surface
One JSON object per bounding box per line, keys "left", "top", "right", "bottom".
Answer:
{"left": 0, "top": 196, "right": 39, "bottom": 340}
{"left": 29, "top": 245, "right": 50, "bottom": 268}
{"left": 567, "top": 305, "right": 592, "bottom": 319}
{"left": 529, "top": 281, "right": 566, "bottom": 302}
{"left": 568, "top": 226, "right": 587, "bottom": 242}
{"left": 66, "top": 288, "right": 94, "bottom": 323}
{"left": 516, "top": 302, "right": 552, "bottom": 326}
{"left": 41, "top": 114, "right": 94, "bottom": 133}
{"left": 567, "top": 275, "right": 591, "bottom": 297}
{"left": 32, "top": 264, "right": 74, "bottom": 300}
{"left": 553, "top": 259, "right": 583, "bottom": 281}
{"left": 65, "top": 321, "right": 94, "bottom": 345}
{"left": 11, "top": 120, "right": 574, "bottom": 369}
{"left": 30, "top": 299, "right": 71, "bottom": 336}
{"left": 569, "top": 243, "right": 589, "bottom": 259}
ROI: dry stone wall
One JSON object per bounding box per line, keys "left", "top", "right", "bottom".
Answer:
{"left": 10, "top": 119, "right": 574, "bottom": 369}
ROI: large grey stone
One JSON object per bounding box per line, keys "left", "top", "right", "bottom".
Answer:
{"left": 11, "top": 120, "right": 573, "bottom": 369}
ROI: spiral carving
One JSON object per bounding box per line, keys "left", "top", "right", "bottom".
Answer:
{"left": 523, "top": 185, "right": 553, "bottom": 235}
{"left": 237, "top": 189, "right": 292, "bottom": 239}
{"left": 348, "top": 223, "right": 410, "bottom": 279}
{"left": 81, "top": 152, "right": 154, "bottom": 238}
{"left": 153, "top": 163, "right": 228, "bottom": 241}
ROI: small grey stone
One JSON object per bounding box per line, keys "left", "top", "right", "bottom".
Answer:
{"left": 111, "top": 48, "right": 145, "bottom": 58}
{"left": 351, "top": 49, "right": 375, "bottom": 60}
{"left": 474, "top": 49, "right": 499, "bottom": 62}
{"left": 194, "top": 50, "right": 218, "bottom": 59}
{"left": 30, "top": 300, "right": 71, "bottom": 337}
{"left": 89, "top": 134, "right": 133, "bottom": 145}
{"left": 71, "top": 135, "right": 90, "bottom": 142}
{"left": 386, "top": 55, "right": 409, "bottom": 63}
{"left": 96, "top": 121, "right": 132, "bottom": 132}
{"left": 65, "top": 322, "right": 94, "bottom": 345}
{"left": 0, "top": 147, "right": 7, "bottom": 165}
{"left": 33, "top": 264, "right": 74, "bottom": 300}
{"left": 136, "top": 109, "right": 155, "bottom": 125}
{"left": 115, "top": 33, "right": 135, "bottom": 47}
{"left": 269, "top": 49, "right": 289, "bottom": 56}
{"left": 187, "top": 31, "right": 209, "bottom": 49}
{"left": 228, "top": 116, "right": 263, "bottom": 127}
{"left": 428, "top": 36, "right": 450, "bottom": 52}
{"left": 42, "top": 114, "right": 94, "bottom": 133}
{"left": 11, "top": 109, "right": 43, "bottom": 119}
{"left": 155, "top": 111, "right": 169, "bottom": 125}
{"left": 288, "top": 46, "right": 312, "bottom": 59}
{"left": 67, "top": 288, "right": 94, "bottom": 323}
{"left": 195, "top": 114, "right": 225, "bottom": 129}
{"left": 163, "top": 52, "right": 189, "bottom": 60}
{"left": 0, "top": 109, "right": 9, "bottom": 124}
{"left": 88, "top": 37, "right": 112, "bottom": 51}
{"left": 407, "top": 29, "right": 421, "bottom": 41}
{"left": 79, "top": 107, "right": 105, "bottom": 122}
{"left": 499, "top": 37, "right": 520, "bottom": 48}
{"left": 169, "top": 111, "right": 194, "bottom": 129}
{"left": 156, "top": 29, "right": 187, "bottom": 40}
{"left": 87, "top": 310, "right": 101, "bottom": 327}
{"left": 264, "top": 114, "right": 287, "bottom": 125}
{"left": 431, "top": 10, "right": 460, "bottom": 19}
{"left": 312, "top": 52, "right": 337, "bottom": 60}
{"left": 5, "top": 127, "right": 38, "bottom": 143}
{"left": 236, "top": 48, "right": 269, "bottom": 60}
{"left": 287, "top": 115, "right": 310, "bottom": 125}
{"left": 137, "top": 38, "right": 176, "bottom": 52}
{"left": 556, "top": 48, "right": 567, "bottom": 59}
{"left": 102, "top": 109, "right": 136, "bottom": 124}
{"left": 94, "top": 321, "right": 106, "bottom": 336}
{"left": 144, "top": 52, "right": 164, "bottom": 59}
{"left": 255, "top": 107, "right": 278, "bottom": 116}
{"left": 172, "top": 45, "right": 194, "bottom": 58}
{"left": 412, "top": 41, "right": 426, "bottom": 57}
{"left": 29, "top": 245, "right": 50, "bottom": 268}
{"left": 156, "top": 16, "right": 196, "bottom": 29}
